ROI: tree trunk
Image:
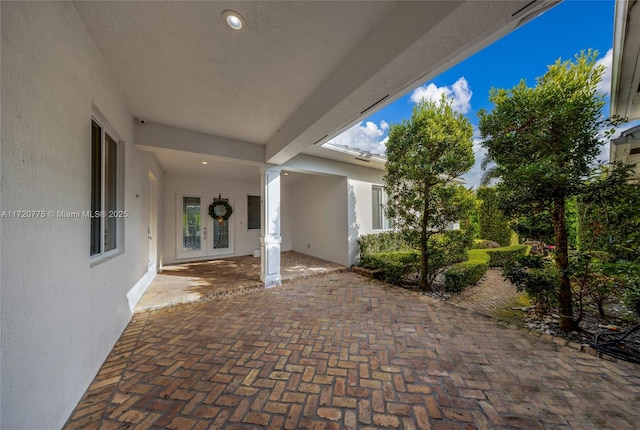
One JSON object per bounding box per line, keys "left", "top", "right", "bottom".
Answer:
{"left": 420, "top": 184, "right": 430, "bottom": 290}
{"left": 552, "top": 196, "right": 576, "bottom": 331}
{"left": 597, "top": 302, "right": 605, "bottom": 317}
{"left": 420, "top": 232, "right": 428, "bottom": 290}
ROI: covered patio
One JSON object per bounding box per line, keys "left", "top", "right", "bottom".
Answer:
{"left": 135, "top": 251, "right": 346, "bottom": 312}
{"left": 66, "top": 271, "right": 640, "bottom": 429}
{"left": 2, "top": 2, "right": 571, "bottom": 428}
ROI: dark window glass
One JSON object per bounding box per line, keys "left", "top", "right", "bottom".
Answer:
{"left": 247, "top": 195, "right": 261, "bottom": 230}
{"left": 90, "top": 121, "right": 102, "bottom": 256}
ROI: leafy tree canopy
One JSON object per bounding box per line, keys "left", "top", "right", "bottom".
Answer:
{"left": 384, "top": 95, "right": 474, "bottom": 289}
{"left": 476, "top": 186, "right": 513, "bottom": 246}
{"left": 479, "top": 50, "right": 609, "bottom": 209}
{"left": 578, "top": 163, "right": 640, "bottom": 260}
{"left": 478, "top": 50, "right": 612, "bottom": 331}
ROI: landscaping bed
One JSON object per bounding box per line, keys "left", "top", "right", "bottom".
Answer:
{"left": 521, "top": 302, "right": 639, "bottom": 346}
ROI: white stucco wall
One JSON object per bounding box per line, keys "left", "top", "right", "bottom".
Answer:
{"left": 284, "top": 154, "right": 388, "bottom": 266}
{"left": 1, "top": 2, "right": 164, "bottom": 428}
{"left": 163, "top": 173, "right": 271, "bottom": 263}
{"left": 347, "top": 179, "right": 390, "bottom": 266}
{"left": 290, "top": 175, "right": 350, "bottom": 266}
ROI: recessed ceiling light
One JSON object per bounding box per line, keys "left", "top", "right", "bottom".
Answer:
{"left": 202, "top": 161, "right": 208, "bottom": 165}
{"left": 223, "top": 10, "right": 245, "bottom": 31}
{"left": 284, "top": 172, "right": 289, "bottom": 176}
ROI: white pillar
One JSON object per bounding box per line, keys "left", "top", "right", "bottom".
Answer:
{"left": 260, "top": 164, "right": 282, "bottom": 287}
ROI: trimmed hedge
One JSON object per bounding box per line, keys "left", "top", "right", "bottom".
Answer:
{"left": 473, "top": 239, "right": 501, "bottom": 249}
{"left": 444, "top": 249, "right": 490, "bottom": 292}
{"left": 444, "top": 245, "right": 529, "bottom": 293}
{"left": 485, "top": 244, "right": 530, "bottom": 267}
{"left": 359, "top": 251, "right": 419, "bottom": 285}
{"left": 358, "top": 232, "right": 412, "bottom": 256}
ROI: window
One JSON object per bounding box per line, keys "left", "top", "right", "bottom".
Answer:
{"left": 91, "top": 118, "right": 123, "bottom": 258}
{"left": 372, "top": 185, "right": 392, "bottom": 230}
{"left": 247, "top": 195, "right": 261, "bottom": 230}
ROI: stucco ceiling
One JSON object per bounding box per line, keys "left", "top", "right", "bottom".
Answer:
{"left": 75, "top": 1, "right": 395, "bottom": 144}
{"left": 75, "top": 0, "right": 558, "bottom": 167}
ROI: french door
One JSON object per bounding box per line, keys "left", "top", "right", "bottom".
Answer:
{"left": 176, "top": 192, "right": 234, "bottom": 259}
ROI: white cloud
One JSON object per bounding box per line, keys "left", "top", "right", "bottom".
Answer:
{"left": 460, "top": 131, "right": 488, "bottom": 189}
{"left": 327, "top": 120, "right": 389, "bottom": 155}
{"left": 596, "top": 48, "right": 612, "bottom": 95}
{"left": 410, "top": 77, "right": 472, "bottom": 114}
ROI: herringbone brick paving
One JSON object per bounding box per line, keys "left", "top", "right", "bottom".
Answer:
{"left": 135, "top": 251, "right": 345, "bottom": 312}
{"left": 447, "top": 269, "right": 522, "bottom": 314}
{"left": 65, "top": 272, "right": 640, "bottom": 429}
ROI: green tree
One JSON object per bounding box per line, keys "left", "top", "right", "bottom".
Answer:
{"left": 478, "top": 50, "right": 612, "bottom": 331}
{"left": 577, "top": 163, "right": 640, "bottom": 260}
{"left": 510, "top": 197, "right": 578, "bottom": 248}
{"left": 477, "top": 186, "right": 513, "bottom": 246}
{"left": 384, "top": 96, "right": 475, "bottom": 290}
{"left": 511, "top": 209, "right": 554, "bottom": 244}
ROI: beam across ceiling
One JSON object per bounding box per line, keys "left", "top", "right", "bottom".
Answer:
{"left": 265, "top": 0, "right": 560, "bottom": 165}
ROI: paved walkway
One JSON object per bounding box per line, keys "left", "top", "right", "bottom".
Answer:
{"left": 136, "top": 251, "right": 346, "bottom": 312}
{"left": 447, "top": 269, "right": 528, "bottom": 325}
{"left": 66, "top": 272, "right": 640, "bottom": 429}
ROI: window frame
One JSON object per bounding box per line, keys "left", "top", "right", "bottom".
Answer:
{"left": 372, "top": 185, "right": 393, "bottom": 231}
{"left": 90, "top": 114, "right": 125, "bottom": 264}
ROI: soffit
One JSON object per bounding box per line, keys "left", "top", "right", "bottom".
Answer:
{"left": 613, "top": 0, "right": 640, "bottom": 121}
{"left": 75, "top": 1, "right": 559, "bottom": 166}
{"left": 74, "top": 1, "right": 395, "bottom": 144}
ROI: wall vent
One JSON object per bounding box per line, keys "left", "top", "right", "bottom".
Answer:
{"left": 512, "top": 0, "right": 537, "bottom": 17}
{"left": 630, "top": 147, "right": 640, "bottom": 155}
{"left": 354, "top": 157, "right": 371, "bottom": 162}
{"left": 312, "top": 135, "right": 329, "bottom": 146}
{"left": 360, "top": 95, "right": 389, "bottom": 115}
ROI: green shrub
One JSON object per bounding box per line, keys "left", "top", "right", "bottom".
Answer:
{"left": 473, "top": 239, "right": 500, "bottom": 249}
{"left": 444, "top": 249, "right": 490, "bottom": 292}
{"left": 624, "top": 276, "right": 640, "bottom": 317}
{"left": 417, "top": 230, "right": 472, "bottom": 288}
{"left": 485, "top": 244, "right": 530, "bottom": 267}
{"left": 504, "top": 255, "right": 558, "bottom": 312}
{"left": 358, "top": 232, "right": 411, "bottom": 257}
{"left": 570, "top": 251, "right": 622, "bottom": 320}
{"left": 359, "top": 251, "right": 419, "bottom": 285}
{"left": 477, "top": 186, "right": 514, "bottom": 246}
{"left": 610, "top": 260, "right": 640, "bottom": 317}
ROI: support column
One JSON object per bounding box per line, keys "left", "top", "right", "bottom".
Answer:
{"left": 260, "top": 164, "right": 282, "bottom": 287}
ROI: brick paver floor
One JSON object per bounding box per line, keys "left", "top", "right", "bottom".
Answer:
{"left": 446, "top": 269, "right": 521, "bottom": 315}
{"left": 66, "top": 272, "right": 640, "bottom": 429}
{"left": 135, "top": 252, "right": 346, "bottom": 312}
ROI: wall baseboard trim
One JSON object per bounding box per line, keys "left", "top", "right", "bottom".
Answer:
{"left": 126, "top": 267, "right": 157, "bottom": 311}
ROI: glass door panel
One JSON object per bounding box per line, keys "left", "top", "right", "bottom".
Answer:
{"left": 213, "top": 198, "right": 230, "bottom": 249}
{"left": 183, "top": 196, "right": 202, "bottom": 250}
{"left": 208, "top": 195, "right": 234, "bottom": 256}
{"left": 176, "top": 192, "right": 234, "bottom": 259}
{"left": 176, "top": 193, "right": 207, "bottom": 259}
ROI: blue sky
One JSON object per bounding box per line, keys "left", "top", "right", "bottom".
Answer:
{"left": 328, "top": 0, "right": 617, "bottom": 188}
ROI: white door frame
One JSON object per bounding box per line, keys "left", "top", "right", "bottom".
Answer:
{"left": 148, "top": 171, "right": 158, "bottom": 272}
{"left": 176, "top": 191, "right": 234, "bottom": 260}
